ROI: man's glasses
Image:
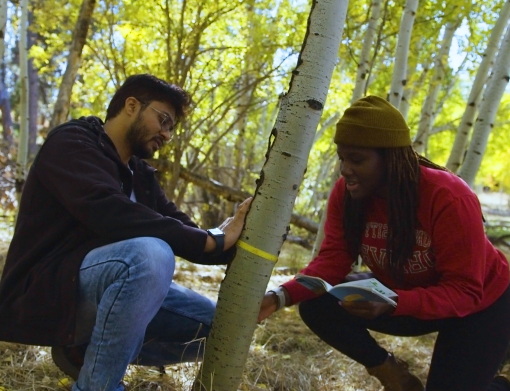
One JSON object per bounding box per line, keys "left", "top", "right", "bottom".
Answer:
{"left": 146, "top": 105, "right": 175, "bottom": 134}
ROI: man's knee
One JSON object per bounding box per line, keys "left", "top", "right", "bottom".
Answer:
{"left": 124, "top": 237, "right": 175, "bottom": 284}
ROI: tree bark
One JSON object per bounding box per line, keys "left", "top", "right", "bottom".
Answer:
{"left": 28, "top": 11, "right": 38, "bottom": 157}
{"left": 0, "top": 0, "right": 12, "bottom": 149}
{"left": 388, "top": 0, "right": 419, "bottom": 109}
{"left": 351, "top": 0, "right": 382, "bottom": 102}
{"left": 400, "top": 38, "right": 428, "bottom": 120}
{"left": 16, "top": 0, "right": 29, "bottom": 204}
{"left": 150, "top": 159, "right": 319, "bottom": 233}
{"left": 458, "top": 23, "right": 510, "bottom": 187}
{"left": 446, "top": 0, "right": 510, "bottom": 172}
{"left": 413, "top": 21, "right": 458, "bottom": 154}
{"left": 0, "top": 0, "right": 6, "bottom": 62}
{"left": 194, "top": 0, "right": 348, "bottom": 389}
{"left": 49, "top": 0, "right": 96, "bottom": 129}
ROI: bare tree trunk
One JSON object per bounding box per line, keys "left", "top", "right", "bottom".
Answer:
{"left": 194, "top": 1, "right": 348, "bottom": 389}
{"left": 388, "top": 0, "right": 419, "bottom": 108}
{"left": 351, "top": 0, "right": 382, "bottom": 102}
{"left": 400, "top": 40, "right": 429, "bottom": 120}
{"left": 28, "top": 10, "right": 38, "bottom": 157}
{"left": 413, "top": 21, "right": 458, "bottom": 154}
{"left": 49, "top": 0, "right": 96, "bottom": 129}
{"left": 0, "top": 0, "right": 6, "bottom": 62}
{"left": 458, "top": 23, "right": 510, "bottom": 187}
{"left": 446, "top": 0, "right": 510, "bottom": 172}
{"left": 28, "top": 57, "right": 38, "bottom": 157}
{"left": 0, "top": 70, "right": 12, "bottom": 150}
{"left": 16, "top": 0, "right": 29, "bottom": 204}
{"left": 0, "top": 0, "right": 12, "bottom": 150}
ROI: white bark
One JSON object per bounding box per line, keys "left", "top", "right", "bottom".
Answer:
{"left": 50, "top": 0, "right": 96, "bottom": 129}
{"left": 0, "top": 0, "right": 11, "bottom": 148}
{"left": 458, "top": 24, "right": 510, "bottom": 187}
{"left": 413, "top": 21, "right": 458, "bottom": 154}
{"left": 351, "top": 0, "right": 382, "bottom": 102}
{"left": 16, "top": 0, "right": 29, "bottom": 204}
{"left": 195, "top": 1, "right": 349, "bottom": 389}
{"left": 313, "top": 111, "right": 340, "bottom": 144}
{"left": 388, "top": 0, "right": 419, "bottom": 108}
{"left": 400, "top": 40, "right": 429, "bottom": 120}
{"left": 446, "top": 0, "right": 510, "bottom": 172}
{"left": 0, "top": 0, "right": 7, "bottom": 60}
{"left": 313, "top": 0, "right": 381, "bottom": 264}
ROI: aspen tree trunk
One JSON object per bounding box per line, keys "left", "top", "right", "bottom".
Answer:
{"left": 227, "top": 0, "right": 257, "bottom": 216}
{"left": 16, "top": 0, "right": 29, "bottom": 203}
{"left": 0, "top": 0, "right": 12, "bottom": 148}
{"left": 0, "top": 0, "right": 6, "bottom": 62}
{"left": 400, "top": 40, "right": 428, "bottom": 120}
{"left": 446, "top": 0, "right": 510, "bottom": 172}
{"left": 194, "top": 1, "right": 348, "bottom": 389}
{"left": 28, "top": 11, "right": 38, "bottom": 157}
{"left": 412, "top": 21, "right": 458, "bottom": 154}
{"left": 363, "top": 0, "right": 390, "bottom": 95}
{"left": 388, "top": 0, "right": 419, "bottom": 108}
{"left": 351, "top": 0, "right": 382, "bottom": 102}
{"left": 49, "top": 0, "right": 96, "bottom": 129}
{"left": 313, "top": 1, "right": 385, "bottom": 259}
{"left": 458, "top": 24, "right": 510, "bottom": 188}
{"left": 313, "top": 111, "right": 340, "bottom": 145}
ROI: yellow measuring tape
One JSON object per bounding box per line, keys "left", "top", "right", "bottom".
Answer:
{"left": 236, "top": 240, "right": 279, "bottom": 262}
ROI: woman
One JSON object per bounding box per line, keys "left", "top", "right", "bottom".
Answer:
{"left": 259, "top": 96, "right": 510, "bottom": 391}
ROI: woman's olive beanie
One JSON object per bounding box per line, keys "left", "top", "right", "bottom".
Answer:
{"left": 334, "top": 96, "right": 411, "bottom": 148}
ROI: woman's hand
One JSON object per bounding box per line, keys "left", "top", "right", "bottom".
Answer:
{"left": 339, "top": 300, "right": 395, "bottom": 319}
{"left": 258, "top": 292, "right": 279, "bottom": 323}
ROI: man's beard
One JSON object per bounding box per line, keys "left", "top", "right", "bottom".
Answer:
{"left": 125, "top": 114, "right": 154, "bottom": 159}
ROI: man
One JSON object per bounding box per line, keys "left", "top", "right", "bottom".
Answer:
{"left": 0, "top": 74, "right": 251, "bottom": 391}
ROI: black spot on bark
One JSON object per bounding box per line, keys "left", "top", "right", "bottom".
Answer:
{"left": 307, "top": 99, "right": 323, "bottom": 110}
{"left": 282, "top": 151, "right": 291, "bottom": 157}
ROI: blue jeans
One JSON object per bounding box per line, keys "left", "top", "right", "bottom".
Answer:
{"left": 71, "top": 237, "right": 215, "bottom": 391}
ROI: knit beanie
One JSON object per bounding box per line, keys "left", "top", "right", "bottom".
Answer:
{"left": 334, "top": 96, "right": 411, "bottom": 148}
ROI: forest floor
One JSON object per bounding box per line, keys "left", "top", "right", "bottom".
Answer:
{"left": 0, "top": 227, "right": 509, "bottom": 390}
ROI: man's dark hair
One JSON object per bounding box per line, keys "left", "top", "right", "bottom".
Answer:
{"left": 105, "top": 74, "right": 192, "bottom": 122}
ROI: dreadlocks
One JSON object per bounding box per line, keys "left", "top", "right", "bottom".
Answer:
{"left": 343, "top": 147, "right": 448, "bottom": 282}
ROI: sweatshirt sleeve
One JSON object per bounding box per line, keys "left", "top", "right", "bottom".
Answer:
{"left": 283, "top": 178, "right": 355, "bottom": 304}
{"left": 34, "top": 126, "right": 209, "bottom": 262}
{"left": 393, "top": 191, "right": 490, "bottom": 319}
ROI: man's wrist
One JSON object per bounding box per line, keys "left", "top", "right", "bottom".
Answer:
{"left": 207, "top": 228, "right": 225, "bottom": 256}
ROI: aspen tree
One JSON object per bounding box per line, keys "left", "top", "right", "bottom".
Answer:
{"left": 446, "top": 0, "right": 510, "bottom": 172}
{"left": 0, "top": 0, "right": 6, "bottom": 61}
{"left": 388, "top": 0, "right": 419, "bottom": 109}
{"left": 413, "top": 21, "right": 459, "bottom": 154}
{"left": 0, "top": 0, "right": 12, "bottom": 148}
{"left": 458, "top": 23, "right": 510, "bottom": 187}
{"left": 50, "top": 0, "right": 96, "bottom": 129}
{"left": 351, "top": 0, "right": 382, "bottom": 102}
{"left": 312, "top": 0, "right": 382, "bottom": 261}
{"left": 15, "top": 0, "right": 29, "bottom": 205}
{"left": 194, "top": 0, "right": 348, "bottom": 389}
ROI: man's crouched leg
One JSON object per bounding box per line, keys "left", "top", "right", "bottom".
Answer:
{"left": 67, "top": 237, "right": 177, "bottom": 391}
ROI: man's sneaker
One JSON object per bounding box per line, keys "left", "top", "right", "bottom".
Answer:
{"left": 51, "top": 344, "right": 87, "bottom": 381}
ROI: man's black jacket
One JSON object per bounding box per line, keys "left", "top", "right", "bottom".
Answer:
{"left": 0, "top": 116, "right": 231, "bottom": 346}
